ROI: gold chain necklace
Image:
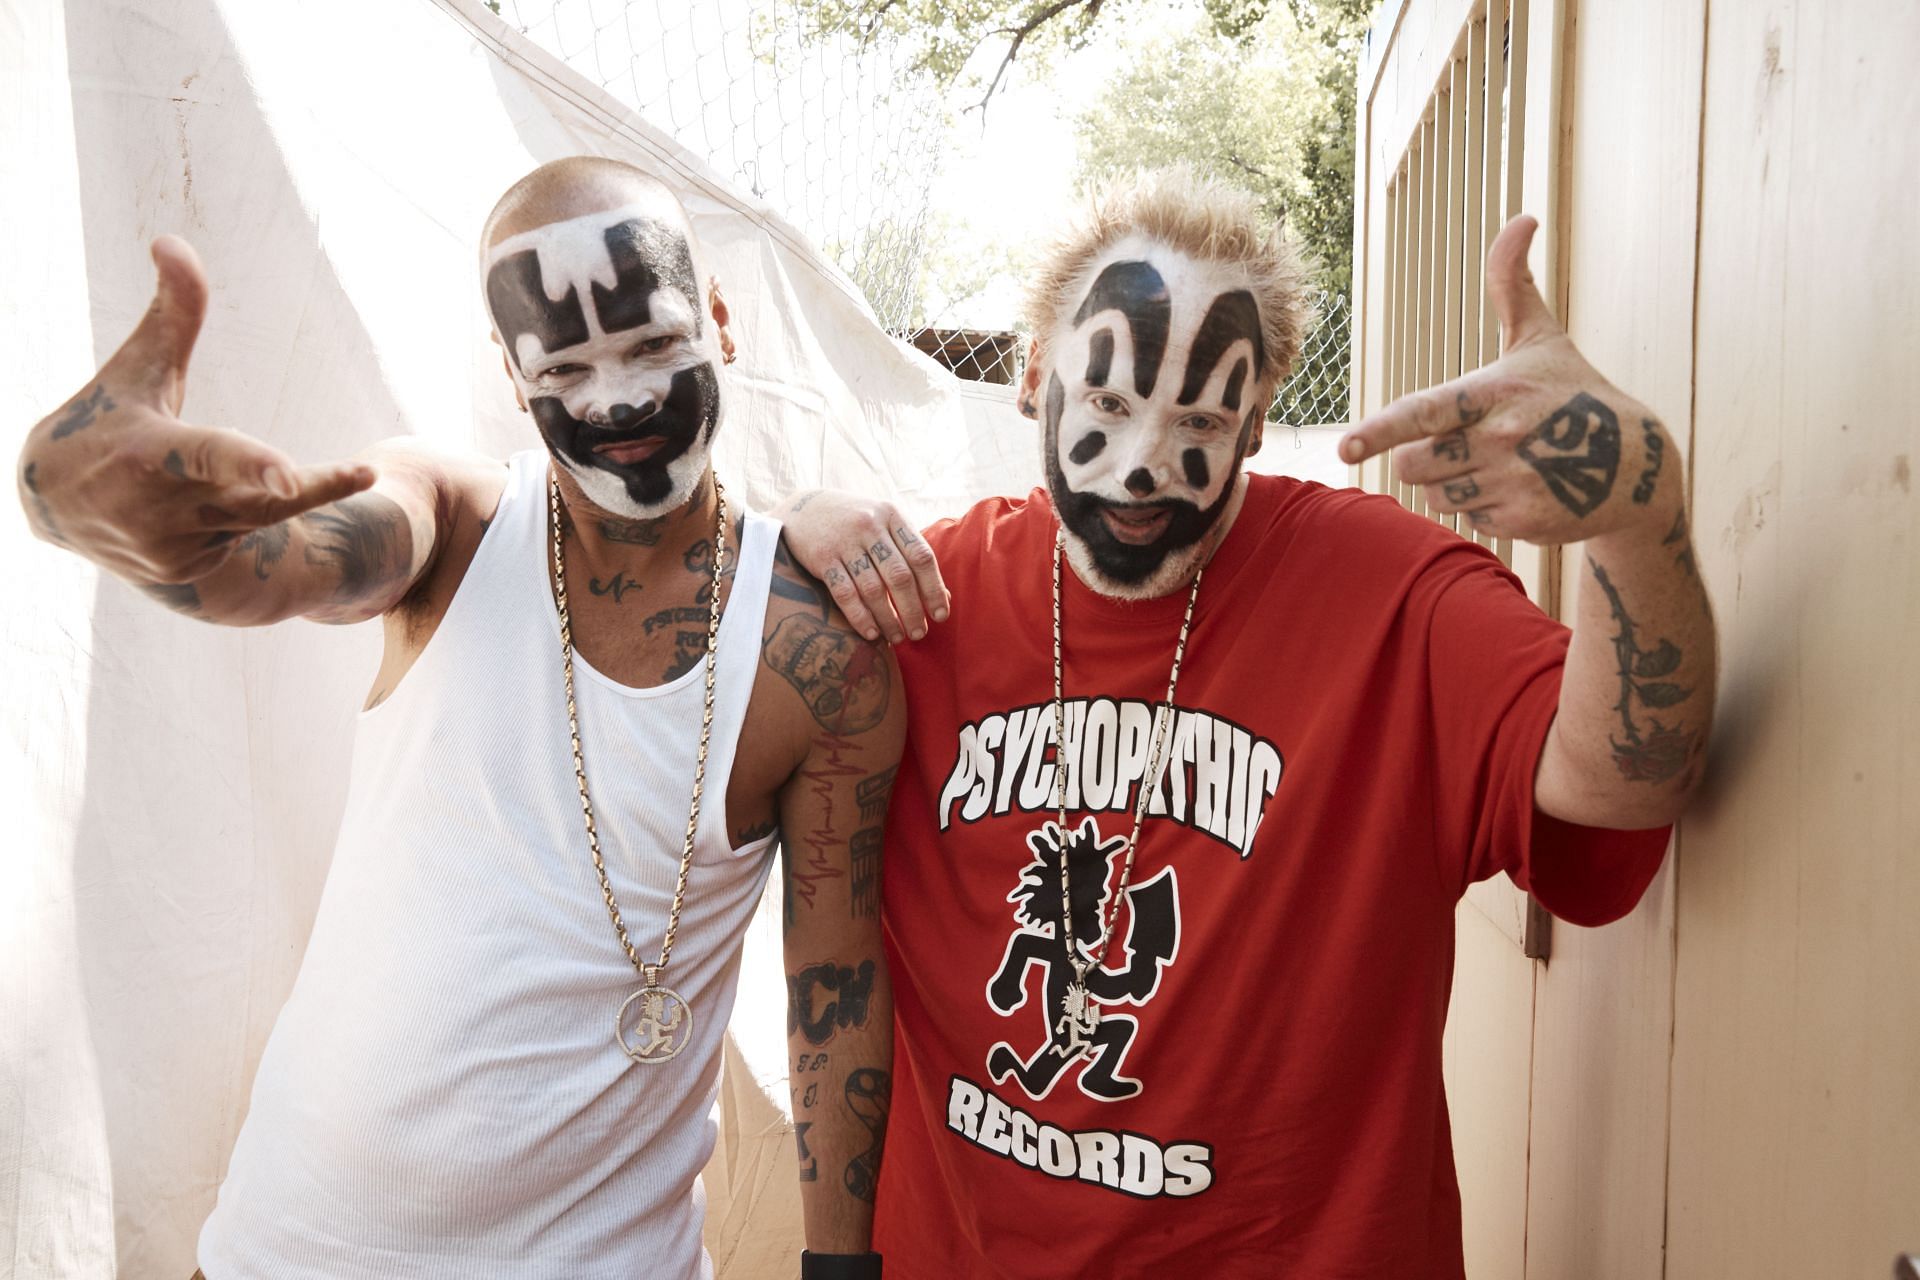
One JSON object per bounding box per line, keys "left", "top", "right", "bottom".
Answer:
{"left": 1050, "top": 526, "right": 1203, "bottom": 1060}
{"left": 548, "top": 470, "right": 727, "bottom": 1065}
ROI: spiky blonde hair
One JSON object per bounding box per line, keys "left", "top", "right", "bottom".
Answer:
{"left": 1020, "top": 164, "right": 1313, "bottom": 387}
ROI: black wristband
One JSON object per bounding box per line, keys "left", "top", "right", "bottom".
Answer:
{"left": 800, "top": 1250, "right": 882, "bottom": 1280}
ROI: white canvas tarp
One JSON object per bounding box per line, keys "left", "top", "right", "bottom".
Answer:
{"left": 0, "top": 1, "right": 1029, "bottom": 1275}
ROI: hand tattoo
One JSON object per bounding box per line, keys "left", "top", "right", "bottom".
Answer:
{"left": 1518, "top": 392, "right": 1621, "bottom": 517}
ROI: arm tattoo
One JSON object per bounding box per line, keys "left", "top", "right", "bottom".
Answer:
{"left": 841, "top": 1067, "right": 891, "bottom": 1203}
{"left": 771, "top": 537, "right": 833, "bottom": 621}
{"left": 299, "top": 492, "right": 412, "bottom": 603}
{"left": 238, "top": 523, "right": 291, "bottom": 580}
{"left": 1663, "top": 508, "right": 1700, "bottom": 578}
{"left": 50, "top": 384, "right": 114, "bottom": 439}
{"left": 1590, "top": 557, "right": 1698, "bottom": 784}
{"left": 855, "top": 766, "right": 897, "bottom": 823}
{"left": 763, "top": 616, "right": 892, "bottom": 734}
{"left": 1518, "top": 392, "right": 1621, "bottom": 517}
{"left": 850, "top": 827, "right": 881, "bottom": 919}
{"left": 1632, "top": 419, "right": 1665, "bottom": 504}
{"left": 794, "top": 1121, "right": 817, "bottom": 1181}
{"left": 163, "top": 449, "right": 188, "bottom": 478}
{"left": 22, "top": 462, "right": 67, "bottom": 544}
{"left": 1453, "top": 390, "right": 1490, "bottom": 428}
{"left": 139, "top": 581, "right": 204, "bottom": 618}
{"left": 787, "top": 960, "right": 878, "bottom": 1045}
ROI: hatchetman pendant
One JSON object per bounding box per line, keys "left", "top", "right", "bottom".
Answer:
{"left": 617, "top": 984, "right": 694, "bottom": 1064}
{"left": 1056, "top": 980, "right": 1100, "bottom": 1059}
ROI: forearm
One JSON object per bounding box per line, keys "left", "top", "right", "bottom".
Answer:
{"left": 786, "top": 947, "right": 893, "bottom": 1254}
{"left": 129, "top": 489, "right": 427, "bottom": 627}
{"left": 1537, "top": 493, "right": 1718, "bottom": 827}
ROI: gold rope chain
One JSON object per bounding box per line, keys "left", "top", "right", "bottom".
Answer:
{"left": 1050, "top": 527, "right": 1203, "bottom": 988}
{"left": 549, "top": 470, "right": 726, "bottom": 993}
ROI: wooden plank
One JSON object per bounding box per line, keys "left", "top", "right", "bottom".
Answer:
{"left": 1406, "top": 118, "right": 1430, "bottom": 510}
{"left": 1444, "top": 902, "right": 1535, "bottom": 1280}
{"left": 1442, "top": 50, "right": 1468, "bottom": 532}
{"left": 1667, "top": 1, "right": 1920, "bottom": 1275}
{"left": 1423, "top": 88, "right": 1450, "bottom": 521}
{"left": 1462, "top": 12, "right": 1492, "bottom": 548}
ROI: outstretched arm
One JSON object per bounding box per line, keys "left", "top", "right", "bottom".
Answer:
{"left": 16, "top": 236, "right": 451, "bottom": 627}
{"left": 765, "top": 551, "right": 906, "bottom": 1258}
{"left": 1343, "top": 216, "right": 1717, "bottom": 830}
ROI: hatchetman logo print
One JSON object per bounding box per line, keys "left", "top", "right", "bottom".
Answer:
{"left": 986, "top": 817, "right": 1179, "bottom": 1102}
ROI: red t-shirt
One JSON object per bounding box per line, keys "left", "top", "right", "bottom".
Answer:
{"left": 872, "top": 478, "right": 1670, "bottom": 1278}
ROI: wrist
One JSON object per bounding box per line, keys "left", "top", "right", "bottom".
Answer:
{"left": 800, "top": 1249, "right": 882, "bottom": 1280}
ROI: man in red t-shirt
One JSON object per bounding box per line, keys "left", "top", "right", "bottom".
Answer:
{"left": 782, "top": 166, "right": 1716, "bottom": 1277}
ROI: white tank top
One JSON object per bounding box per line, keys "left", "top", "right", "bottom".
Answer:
{"left": 199, "top": 450, "right": 781, "bottom": 1280}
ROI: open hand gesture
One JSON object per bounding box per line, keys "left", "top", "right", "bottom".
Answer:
{"left": 18, "top": 236, "right": 374, "bottom": 585}
{"left": 1340, "top": 216, "right": 1678, "bottom": 541}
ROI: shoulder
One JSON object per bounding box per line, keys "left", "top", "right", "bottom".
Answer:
{"left": 758, "top": 531, "right": 904, "bottom": 744}
{"left": 921, "top": 487, "right": 1053, "bottom": 569}
{"left": 1232, "top": 475, "right": 1529, "bottom": 620}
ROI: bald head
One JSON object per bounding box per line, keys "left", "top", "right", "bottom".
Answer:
{"left": 482, "top": 156, "right": 727, "bottom": 520}
{"left": 483, "top": 156, "right": 690, "bottom": 250}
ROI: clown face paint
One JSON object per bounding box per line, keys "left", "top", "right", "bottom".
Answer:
{"left": 1040, "top": 238, "right": 1270, "bottom": 598}
{"left": 485, "top": 199, "right": 723, "bottom": 517}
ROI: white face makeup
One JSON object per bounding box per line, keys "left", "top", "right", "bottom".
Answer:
{"left": 1039, "top": 237, "right": 1271, "bottom": 599}
{"left": 484, "top": 195, "right": 725, "bottom": 518}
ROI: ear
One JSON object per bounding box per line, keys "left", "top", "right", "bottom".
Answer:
{"left": 708, "top": 276, "right": 737, "bottom": 365}
{"left": 493, "top": 332, "right": 527, "bottom": 412}
{"left": 1016, "top": 337, "right": 1043, "bottom": 419}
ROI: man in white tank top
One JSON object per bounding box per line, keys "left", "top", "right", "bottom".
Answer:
{"left": 19, "top": 157, "right": 917, "bottom": 1280}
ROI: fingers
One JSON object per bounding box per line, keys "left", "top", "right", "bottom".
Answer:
{"left": 891, "top": 521, "right": 949, "bottom": 625}
{"left": 842, "top": 548, "right": 906, "bottom": 645}
{"left": 1390, "top": 428, "right": 1480, "bottom": 486}
{"left": 228, "top": 461, "right": 377, "bottom": 528}
{"left": 1485, "top": 215, "right": 1561, "bottom": 353}
{"left": 866, "top": 537, "right": 925, "bottom": 640}
{"left": 110, "top": 236, "right": 210, "bottom": 415}
{"left": 1340, "top": 371, "right": 1507, "bottom": 465}
{"left": 818, "top": 559, "right": 883, "bottom": 644}
{"left": 167, "top": 423, "right": 301, "bottom": 497}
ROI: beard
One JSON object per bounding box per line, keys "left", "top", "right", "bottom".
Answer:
{"left": 1042, "top": 417, "right": 1238, "bottom": 602}
{"left": 530, "top": 361, "right": 720, "bottom": 516}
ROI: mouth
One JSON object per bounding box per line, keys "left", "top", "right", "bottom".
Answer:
{"left": 592, "top": 436, "right": 669, "bottom": 466}
{"left": 1098, "top": 504, "right": 1174, "bottom": 545}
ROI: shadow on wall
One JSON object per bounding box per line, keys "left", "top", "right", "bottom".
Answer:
{"left": 64, "top": 1, "right": 403, "bottom": 1271}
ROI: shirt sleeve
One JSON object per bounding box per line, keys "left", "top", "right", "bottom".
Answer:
{"left": 1422, "top": 551, "right": 1671, "bottom": 928}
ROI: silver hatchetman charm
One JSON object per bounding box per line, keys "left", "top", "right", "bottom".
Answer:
{"left": 1056, "top": 980, "right": 1100, "bottom": 1059}
{"left": 617, "top": 984, "right": 694, "bottom": 1064}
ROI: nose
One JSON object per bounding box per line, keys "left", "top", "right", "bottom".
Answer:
{"left": 606, "top": 400, "right": 659, "bottom": 430}
{"left": 1124, "top": 467, "right": 1157, "bottom": 497}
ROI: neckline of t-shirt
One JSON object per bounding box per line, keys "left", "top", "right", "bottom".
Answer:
{"left": 1052, "top": 480, "right": 1272, "bottom": 627}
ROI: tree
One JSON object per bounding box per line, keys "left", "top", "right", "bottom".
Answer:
{"left": 1074, "top": 0, "right": 1366, "bottom": 297}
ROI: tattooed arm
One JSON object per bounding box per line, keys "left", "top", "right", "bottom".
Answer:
{"left": 14, "top": 238, "right": 492, "bottom": 629}
{"left": 762, "top": 548, "right": 906, "bottom": 1255}
{"left": 1343, "top": 216, "right": 1717, "bottom": 828}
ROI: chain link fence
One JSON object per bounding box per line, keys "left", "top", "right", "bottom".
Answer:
{"left": 492, "top": 0, "right": 1353, "bottom": 429}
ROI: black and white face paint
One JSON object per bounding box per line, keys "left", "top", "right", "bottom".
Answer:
{"left": 1041, "top": 237, "right": 1269, "bottom": 599}
{"left": 484, "top": 196, "right": 723, "bottom": 518}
